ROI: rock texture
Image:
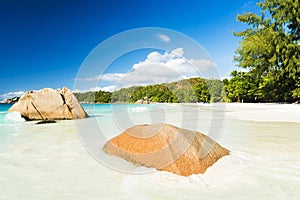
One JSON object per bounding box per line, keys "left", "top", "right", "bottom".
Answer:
{"left": 103, "top": 123, "right": 229, "bottom": 176}
{"left": 8, "top": 87, "right": 88, "bottom": 120}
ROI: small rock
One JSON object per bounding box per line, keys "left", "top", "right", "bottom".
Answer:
{"left": 36, "top": 120, "right": 57, "bottom": 124}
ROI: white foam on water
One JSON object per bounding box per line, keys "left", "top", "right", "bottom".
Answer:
{"left": 5, "top": 111, "right": 25, "bottom": 122}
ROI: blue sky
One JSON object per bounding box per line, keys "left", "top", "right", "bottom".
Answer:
{"left": 0, "top": 0, "right": 260, "bottom": 99}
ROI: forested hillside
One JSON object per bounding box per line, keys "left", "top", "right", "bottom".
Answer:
{"left": 74, "top": 78, "right": 224, "bottom": 103}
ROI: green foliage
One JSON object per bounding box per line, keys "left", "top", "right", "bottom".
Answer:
{"left": 74, "top": 91, "right": 112, "bottom": 103}
{"left": 206, "top": 79, "right": 224, "bottom": 102}
{"left": 231, "top": 0, "right": 300, "bottom": 102}
{"left": 94, "top": 90, "right": 112, "bottom": 103}
{"left": 129, "top": 84, "right": 179, "bottom": 103}
{"left": 74, "top": 92, "right": 95, "bottom": 103}
{"left": 224, "top": 71, "right": 261, "bottom": 102}
{"left": 193, "top": 80, "right": 210, "bottom": 103}
{"left": 74, "top": 77, "right": 224, "bottom": 104}
{"left": 111, "top": 87, "right": 139, "bottom": 103}
{"left": 292, "top": 79, "right": 300, "bottom": 98}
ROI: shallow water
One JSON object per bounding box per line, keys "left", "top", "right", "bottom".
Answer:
{"left": 0, "top": 103, "right": 299, "bottom": 199}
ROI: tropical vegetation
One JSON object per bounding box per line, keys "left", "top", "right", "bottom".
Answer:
{"left": 228, "top": 0, "right": 299, "bottom": 102}
{"left": 74, "top": 78, "right": 224, "bottom": 103}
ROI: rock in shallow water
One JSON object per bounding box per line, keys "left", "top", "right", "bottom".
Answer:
{"left": 8, "top": 87, "right": 88, "bottom": 120}
{"left": 103, "top": 123, "right": 229, "bottom": 176}
{"left": 36, "top": 120, "right": 57, "bottom": 124}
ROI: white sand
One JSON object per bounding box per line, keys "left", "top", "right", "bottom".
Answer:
{"left": 224, "top": 103, "right": 300, "bottom": 123}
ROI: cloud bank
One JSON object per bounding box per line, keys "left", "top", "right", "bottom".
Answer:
{"left": 78, "top": 47, "right": 215, "bottom": 92}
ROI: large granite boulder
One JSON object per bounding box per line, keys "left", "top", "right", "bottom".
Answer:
{"left": 103, "top": 123, "right": 229, "bottom": 176}
{"left": 8, "top": 87, "right": 88, "bottom": 120}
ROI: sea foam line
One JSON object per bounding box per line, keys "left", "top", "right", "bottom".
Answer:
{"left": 5, "top": 111, "right": 25, "bottom": 122}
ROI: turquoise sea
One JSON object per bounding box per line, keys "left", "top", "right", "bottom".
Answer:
{"left": 0, "top": 103, "right": 300, "bottom": 200}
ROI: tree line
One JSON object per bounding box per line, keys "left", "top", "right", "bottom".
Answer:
{"left": 74, "top": 78, "right": 225, "bottom": 104}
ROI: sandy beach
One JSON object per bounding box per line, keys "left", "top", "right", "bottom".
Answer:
{"left": 225, "top": 103, "right": 300, "bottom": 123}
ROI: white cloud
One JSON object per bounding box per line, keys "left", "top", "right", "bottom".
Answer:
{"left": 75, "top": 76, "right": 98, "bottom": 81}
{"left": 157, "top": 34, "right": 171, "bottom": 42}
{"left": 117, "top": 64, "right": 186, "bottom": 88}
{"left": 101, "top": 73, "right": 125, "bottom": 82}
{"left": 75, "top": 73, "right": 125, "bottom": 82}
{"left": 171, "top": 48, "right": 184, "bottom": 57}
{"left": 132, "top": 47, "right": 213, "bottom": 75}
{"left": 72, "top": 85, "right": 116, "bottom": 93}
{"left": 76, "top": 47, "right": 216, "bottom": 91}
{"left": 72, "top": 89, "right": 89, "bottom": 93}
{"left": 100, "top": 85, "right": 117, "bottom": 92}
{"left": 111, "top": 48, "right": 215, "bottom": 88}
{"left": 0, "top": 91, "right": 25, "bottom": 100}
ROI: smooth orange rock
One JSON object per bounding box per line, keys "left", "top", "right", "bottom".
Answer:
{"left": 103, "top": 123, "right": 229, "bottom": 176}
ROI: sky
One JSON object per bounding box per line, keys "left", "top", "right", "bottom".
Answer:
{"left": 0, "top": 0, "right": 261, "bottom": 99}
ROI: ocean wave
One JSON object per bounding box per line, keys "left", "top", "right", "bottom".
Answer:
{"left": 5, "top": 111, "right": 25, "bottom": 122}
